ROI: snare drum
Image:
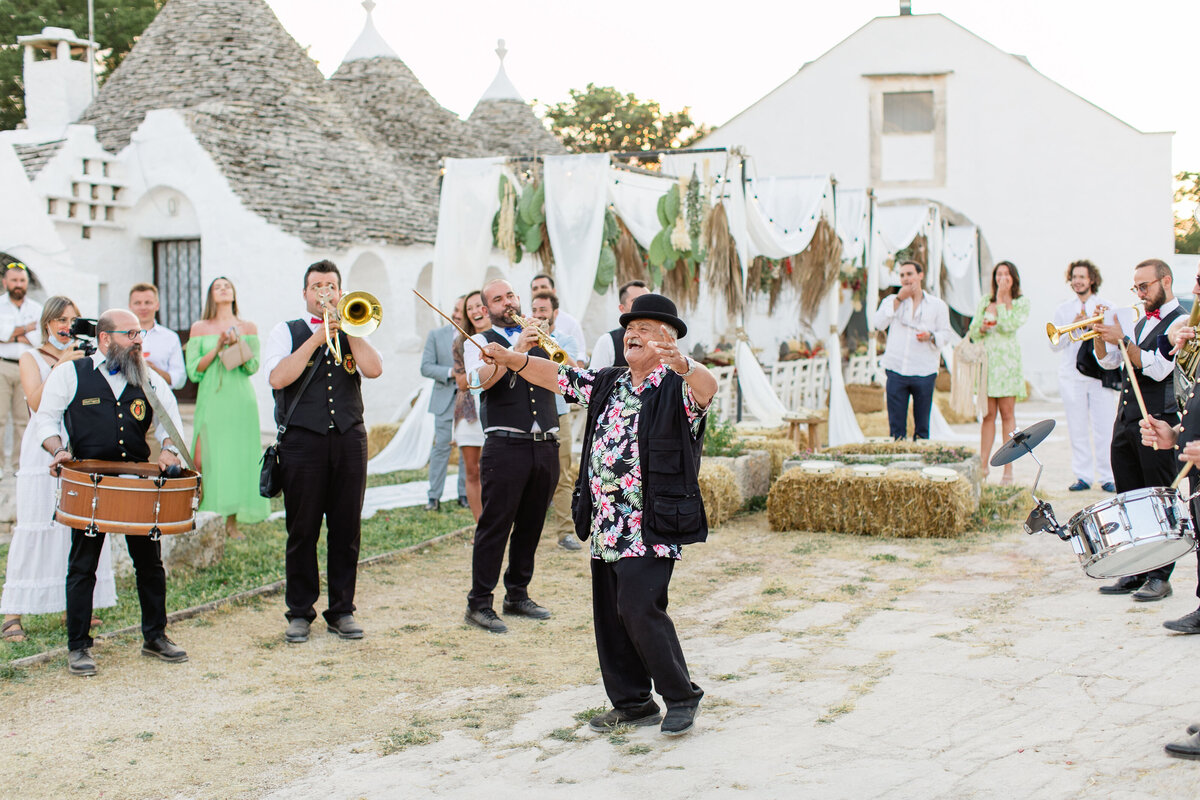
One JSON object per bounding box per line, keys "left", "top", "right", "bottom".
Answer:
{"left": 1065, "top": 487, "right": 1196, "bottom": 578}
{"left": 55, "top": 460, "right": 201, "bottom": 540}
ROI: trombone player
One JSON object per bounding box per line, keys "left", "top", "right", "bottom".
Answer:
{"left": 1048, "top": 260, "right": 1117, "bottom": 493}
{"left": 263, "top": 260, "right": 383, "bottom": 644}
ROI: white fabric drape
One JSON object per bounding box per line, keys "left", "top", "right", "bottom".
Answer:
{"left": 544, "top": 154, "right": 611, "bottom": 319}
{"left": 941, "top": 225, "right": 982, "bottom": 316}
{"left": 924, "top": 208, "right": 944, "bottom": 300}
{"left": 367, "top": 379, "right": 436, "bottom": 474}
{"left": 431, "top": 157, "right": 506, "bottom": 308}
{"left": 744, "top": 175, "right": 834, "bottom": 259}
{"left": 834, "top": 188, "right": 870, "bottom": 263}
{"left": 734, "top": 340, "right": 788, "bottom": 427}
{"left": 608, "top": 169, "right": 676, "bottom": 250}
{"left": 825, "top": 332, "right": 865, "bottom": 446}
{"left": 872, "top": 204, "right": 930, "bottom": 289}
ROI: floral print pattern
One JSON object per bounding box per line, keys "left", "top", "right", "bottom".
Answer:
{"left": 558, "top": 364, "right": 708, "bottom": 562}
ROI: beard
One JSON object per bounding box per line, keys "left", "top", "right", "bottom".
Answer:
{"left": 7, "top": 286, "right": 25, "bottom": 301}
{"left": 490, "top": 303, "right": 520, "bottom": 328}
{"left": 109, "top": 341, "right": 148, "bottom": 385}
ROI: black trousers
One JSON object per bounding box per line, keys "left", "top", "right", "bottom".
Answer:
{"left": 468, "top": 436, "right": 558, "bottom": 611}
{"left": 280, "top": 424, "right": 367, "bottom": 623}
{"left": 66, "top": 531, "right": 165, "bottom": 651}
{"left": 1111, "top": 414, "right": 1178, "bottom": 582}
{"left": 591, "top": 556, "right": 703, "bottom": 710}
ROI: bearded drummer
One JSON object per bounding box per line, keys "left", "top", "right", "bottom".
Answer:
{"left": 33, "top": 309, "right": 188, "bottom": 676}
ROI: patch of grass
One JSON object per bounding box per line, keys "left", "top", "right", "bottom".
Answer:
{"left": 816, "top": 701, "right": 855, "bottom": 724}
{"left": 0, "top": 663, "right": 27, "bottom": 683}
{"left": 970, "top": 484, "right": 1028, "bottom": 531}
{"left": 870, "top": 553, "right": 899, "bottom": 562}
{"left": 722, "top": 562, "right": 761, "bottom": 576}
{"left": 366, "top": 468, "right": 430, "bottom": 489}
{"left": 548, "top": 727, "right": 578, "bottom": 742}
{"left": 762, "top": 585, "right": 785, "bottom": 596}
{"left": 838, "top": 584, "right": 862, "bottom": 595}
{"left": 379, "top": 726, "right": 440, "bottom": 755}
{"left": 574, "top": 706, "right": 607, "bottom": 723}
{"left": 135, "top": 731, "right": 155, "bottom": 741}
{"left": 607, "top": 724, "right": 632, "bottom": 745}
{"left": 702, "top": 418, "right": 745, "bottom": 458}
{"left": 625, "top": 744, "right": 651, "bottom": 755}
{"left": 740, "top": 495, "right": 768, "bottom": 513}
{"left": 715, "top": 673, "right": 745, "bottom": 682}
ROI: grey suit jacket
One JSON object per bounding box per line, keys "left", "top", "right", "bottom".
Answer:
{"left": 420, "top": 324, "right": 458, "bottom": 419}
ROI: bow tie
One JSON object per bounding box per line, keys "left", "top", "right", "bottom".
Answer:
{"left": 1145, "top": 309, "right": 1161, "bottom": 321}
{"left": 503, "top": 326, "right": 521, "bottom": 337}
{"left": 310, "top": 317, "right": 323, "bottom": 325}
{"left": 107, "top": 365, "right": 120, "bottom": 376}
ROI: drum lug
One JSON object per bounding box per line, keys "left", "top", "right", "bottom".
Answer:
{"left": 90, "top": 473, "right": 103, "bottom": 485}
{"left": 84, "top": 523, "right": 99, "bottom": 538}
{"left": 148, "top": 526, "right": 161, "bottom": 542}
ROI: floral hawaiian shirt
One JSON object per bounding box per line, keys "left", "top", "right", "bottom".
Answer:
{"left": 557, "top": 363, "right": 709, "bottom": 562}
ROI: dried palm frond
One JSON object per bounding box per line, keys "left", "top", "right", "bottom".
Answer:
{"left": 534, "top": 220, "right": 555, "bottom": 271}
{"left": 661, "top": 259, "right": 700, "bottom": 312}
{"left": 613, "top": 216, "right": 648, "bottom": 286}
{"left": 703, "top": 202, "right": 743, "bottom": 320}
{"left": 497, "top": 178, "right": 518, "bottom": 263}
{"left": 792, "top": 218, "right": 843, "bottom": 321}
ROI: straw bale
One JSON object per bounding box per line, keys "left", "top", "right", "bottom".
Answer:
{"left": 935, "top": 392, "right": 976, "bottom": 424}
{"left": 366, "top": 423, "right": 400, "bottom": 461}
{"left": 699, "top": 462, "right": 742, "bottom": 526}
{"left": 846, "top": 383, "right": 884, "bottom": 413}
{"left": 767, "top": 467, "right": 973, "bottom": 538}
{"left": 739, "top": 437, "right": 800, "bottom": 479}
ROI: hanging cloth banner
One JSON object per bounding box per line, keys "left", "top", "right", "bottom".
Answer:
{"left": 941, "top": 225, "right": 982, "bottom": 317}
{"left": 924, "top": 206, "right": 944, "bottom": 300}
{"left": 834, "top": 187, "right": 870, "bottom": 264}
{"left": 735, "top": 339, "right": 789, "bottom": 427}
{"left": 825, "top": 332, "right": 865, "bottom": 447}
{"left": 871, "top": 203, "right": 930, "bottom": 289}
{"left": 544, "top": 153, "right": 611, "bottom": 317}
{"left": 367, "top": 379, "right": 436, "bottom": 474}
{"left": 431, "top": 157, "right": 506, "bottom": 308}
{"left": 743, "top": 174, "right": 834, "bottom": 259}
{"left": 608, "top": 169, "right": 677, "bottom": 250}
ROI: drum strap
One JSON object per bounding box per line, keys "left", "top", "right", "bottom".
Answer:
{"left": 139, "top": 377, "right": 197, "bottom": 472}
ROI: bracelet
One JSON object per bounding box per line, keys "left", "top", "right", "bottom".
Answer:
{"left": 676, "top": 357, "right": 696, "bottom": 378}
{"left": 51, "top": 446, "right": 67, "bottom": 457}
{"left": 514, "top": 353, "right": 530, "bottom": 374}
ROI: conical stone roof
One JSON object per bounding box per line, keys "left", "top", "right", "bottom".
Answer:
{"left": 467, "top": 42, "right": 566, "bottom": 157}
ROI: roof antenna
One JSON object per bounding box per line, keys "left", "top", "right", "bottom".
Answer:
{"left": 900, "top": 0, "right": 912, "bottom": 14}
{"left": 496, "top": 38, "right": 507, "bottom": 63}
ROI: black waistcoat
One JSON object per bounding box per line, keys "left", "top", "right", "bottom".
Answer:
{"left": 64, "top": 359, "right": 153, "bottom": 462}
{"left": 572, "top": 367, "right": 709, "bottom": 546}
{"left": 478, "top": 329, "right": 559, "bottom": 432}
{"left": 1119, "top": 307, "right": 1184, "bottom": 422}
{"left": 273, "top": 320, "right": 363, "bottom": 435}
{"left": 608, "top": 328, "right": 629, "bottom": 368}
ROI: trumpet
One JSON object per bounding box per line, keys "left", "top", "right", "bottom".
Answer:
{"left": 508, "top": 312, "right": 568, "bottom": 364}
{"left": 319, "top": 290, "right": 382, "bottom": 366}
{"left": 1045, "top": 304, "right": 1141, "bottom": 346}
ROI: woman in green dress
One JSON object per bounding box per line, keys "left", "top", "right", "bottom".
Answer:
{"left": 186, "top": 277, "right": 270, "bottom": 538}
{"left": 968, "top": 261, "right": 1030, "bottom": 485}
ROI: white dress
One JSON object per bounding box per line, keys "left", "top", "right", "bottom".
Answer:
{"left": 0, "top": 353, "right": 117, "bottom": 614}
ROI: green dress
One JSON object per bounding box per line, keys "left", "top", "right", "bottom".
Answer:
{"left": 186, "top": 334, "right": 271, "bottom": 523}
{"left": 967, "top": 295, "right": 1030, "bottom": 399}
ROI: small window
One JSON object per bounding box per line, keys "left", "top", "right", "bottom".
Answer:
{"left": 47, "top": 198, "right": 57, "bottom": 215}
{"left": 102, "top": 162, "right": 110, "bottom": 178}
{"left": 81, "top": 159, "right": 90, "bottom": 175}
{"left": 81, "top": 226, "right": 91, "bottom": 239}
{"left": 111, "top": 187, "right": 120, "bottom": 202}
{"left": 90, "top": 184, "right": 99, "bottom": 200}
{"left": 68, "top": 202, "right": 77, "bottom": 218}
{"left": 104, "top": 206, "right": 115, "bottom": 222}
{"left": 71, "top": 183, "right": 79, "bottom": 197}
{"left": 883, "top": 91, "right": 934, "bottom": 134}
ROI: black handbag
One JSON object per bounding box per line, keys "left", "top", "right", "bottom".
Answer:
{"left": 1075, "top": 341, "right": 1122, "bottom": 391}
{"left": 259, "top": 349, "right": 325, "bottom": 498}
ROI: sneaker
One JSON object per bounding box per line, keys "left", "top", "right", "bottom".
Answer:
{"left": 464, "top": 606, "right": 508, "bottom": 633}
{"left": 557, "top": 534, "right": 582, "bottom": 552}
{"left": 285, "top": 618, "right": 311, "bottom": 643}
{"left": 588, "top": 700, "right": 662, "bottom": 732}
{"left": 141, "top": 635, "right": 188, "bottom": 663}
{"left": 502, "top": 597, "right": 551, "bottom": 620}
{"left": 326, "top": 614, "right": 364, "bottom": 640}
{"left": 1068, "top": 479, "right": 1090, "bottom": 492}
{"left": 67, "top": 647, "right": 97, "bottom": 676}
{"left": 1101, "top": 482, "right": 1117, "bottom": 493}
{"left": 661, "top": 704, "right": 700, "bottom": 737}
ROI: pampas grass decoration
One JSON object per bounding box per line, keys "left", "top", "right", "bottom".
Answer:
{"left": 497, "top": 178, "right": 518, "bottom": 263}
{"left": 614, "top": 216, "right": 649, "bottom": 286}
{"left": 661, "top": 258, "right": 700, "bottom": 312}
{"left": 793, "top": 218, "right": 843, "bottom": 321}
{"left": 535, "top": 220, "right": 555, "bottom": 271}
{"left": 703, "top": 202, "right": 743, "bottom": 319}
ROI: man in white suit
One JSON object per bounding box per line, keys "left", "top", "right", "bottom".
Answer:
{"left": 421, "top": 318, "right": 462, "bottom": 511}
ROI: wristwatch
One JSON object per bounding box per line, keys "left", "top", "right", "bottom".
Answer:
{"left": 676, "top": 357, "right": 697, "bottom": 378}
{"left": 163, "top": 445, "right": 181, "bottom": 457}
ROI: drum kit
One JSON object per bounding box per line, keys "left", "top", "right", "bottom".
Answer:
{"left": 994, "top": 420, "right": 1197, "bottom": 578}
{"left": 55, "top": 460, "right": 201, "bottom": 542}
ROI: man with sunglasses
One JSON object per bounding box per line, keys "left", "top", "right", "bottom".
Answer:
{"left": 0, "top": 262, "right": 43, "bottom": 472}
{"left": 1092, "top": 259, "right": 1183, "bottom": 601}
{"left": 35, "top": 309, "right": 188, "bottom": 676}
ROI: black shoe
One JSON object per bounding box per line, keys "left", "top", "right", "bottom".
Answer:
{"left": 1164, "top": 607, "right": 1200, "bottom": 634}
{"left": 326, "top": 614, "right": 364, "bottom": 639}
{"left": 1068, "top": 479, "right": 1090, "bottom": 492}
{"left": 1098, "top": 575, "right": 1146, "bottom": 595}
{"left": 557, "top": 534, "right": 582, "bottom": 552}
{"left": 141, "top": 635, "right": 188, "bottom": 663}
{"left": 588, "top": 700, "right": 662, "bottom": 732}
{"left": 285, "top": 618, "right": 311, "bottom": 643}
{"left": 661, "top": 704, "right": 700, "bottom": 737}
{"left": 464, "top": 606, "right": 507, "bottom": 633}
{"left": 67, "top": 648, "right": 97, "bottom": 676}
{"left": 1165, "top": 732, "right": 1200, "bottom": 760}
{"left": 1187, "top": 723, "right": 1200, "bottom": 735}
{"left": 424, "top": 499, "right": 440, "bottom": 512}
{"left": 1132, "top": 578, "right": 1172, "bottom": 602}
{"left": 458, "top": 496, "right": 470, "bottom": 509}
{"left": 502, "top": 597, "right": 551, "bottom": 620}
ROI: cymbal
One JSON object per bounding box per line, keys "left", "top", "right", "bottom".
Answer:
{"left": 990, "top": 419, "right": 1056, "bottom": 467}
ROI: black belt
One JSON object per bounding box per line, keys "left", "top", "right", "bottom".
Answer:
{"left": 487, "top": 429, "right": 557, "bottom": 442}
{"left": 0, "top": 357, "right": 18, "bottom": 364}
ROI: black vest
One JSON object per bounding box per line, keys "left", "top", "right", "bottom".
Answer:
{"left": 479, "top": 329, "right": 559, "bottom": 432}
{"left": 1119, "top": 307, "right": 1184, "bottom": 422}
{"left": 273, "top": 320, "right": 363, "bottom": 435}
{"left": 64, "top": 359, "right": 153, "bottom": 462}
{"left": 608, "top": 328, "right": 628, "bottom": 368}
{"left": 572, "top": 367, "right": 708, "bottom": 546}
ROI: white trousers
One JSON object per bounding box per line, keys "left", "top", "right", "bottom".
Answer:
{"left": 1059, "top": 374, "right": 1117, "bottom": 485}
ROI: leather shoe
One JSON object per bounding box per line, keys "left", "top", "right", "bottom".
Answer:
{"left": 1188, "top": 723, "right": 1200, "bottom": 735}
{"left": 1068, "top": 479, "right": 1090, "bottom": 492}
{"left": 326, "top": 615, "right": 364, "bottom": 639}
{"left": 588, "top": 700, "right": 662, "bottom": 732}
{"left": 1101, "top": 482, "right": 1117, "bottom": 493}
{"left": 285, "top": 618, "right": 310, "bottom": 643}
{"left": 141, "top": 635, "right": 188, "bottom": 663}
{"left": 557, "top": 534, "right": 582, "bottom": 551}
{"left": 1098, "top": 575, "right": 1145, "bottom": 595}
{"left": 1132, "top": 578, "right": 1172, "bottom": 602}
{"left": 1163, "top": 607, "right": 1200, "bottom": 634}
{"left": 67, "top": 648, "right": 97, "bottom": 676}
{"left": 464, "top": 606, "right": 507, "bottom": 634}
{"left": 502, "top": 597, "right": 551, "bottom": 620}
{"left": 458, "top": 496, "right": 470, "bottom": 509}
{"left": 424, "top": 499, "right": 440, "bottom": 512}
{"left": 1165, "top": 731, "right": 1200, "bottom": 760}
{"left": 661, "top": 703, "right": 700, "bottom": 737}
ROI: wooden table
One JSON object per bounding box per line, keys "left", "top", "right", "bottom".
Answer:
{"left": 783, "top": 411, "right": 825, "bottom": 452}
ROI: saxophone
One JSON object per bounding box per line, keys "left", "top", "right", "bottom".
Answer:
{"left": 1173, "top": 299, "right": 1200, "bottom": 407}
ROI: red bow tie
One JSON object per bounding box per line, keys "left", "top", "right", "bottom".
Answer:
{"left": 1145, "top": 309, "right": 1161, "bottom": 321}
{"left": 310, "top": 316, "right": 322, "bottom": 325}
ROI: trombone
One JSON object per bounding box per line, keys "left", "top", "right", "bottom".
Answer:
{"left": 508, "top": 312, "right": 569, "bottom": 364}
{"left": 319, "top": 290, "right": 382, "bottom": 365}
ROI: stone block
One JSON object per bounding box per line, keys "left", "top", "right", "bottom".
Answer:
{"left": 706, "top": 449, "right": 771, "bottom": 501}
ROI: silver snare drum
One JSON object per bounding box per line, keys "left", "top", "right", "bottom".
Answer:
{"left": 1066, "top": 487, "right": 1196, "bottom": 579}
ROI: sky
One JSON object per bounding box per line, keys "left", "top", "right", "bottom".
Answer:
{"left": 265, "top": 0, "right": 1199, "bottom": 180}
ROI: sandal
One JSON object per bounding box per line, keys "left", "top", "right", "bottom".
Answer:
{"left": 2, "top": 618, "right": 25, "bottom": 643}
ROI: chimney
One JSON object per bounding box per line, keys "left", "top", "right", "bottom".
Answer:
{"left": 900, "top": 1, "right": 913, "bottom": 14}
{"left": 17, "top": 26, "right": 97, "bottom": 132}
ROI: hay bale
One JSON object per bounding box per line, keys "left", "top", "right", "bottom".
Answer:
{"left": 706, "top": 450, "right": 771, "bottom": 499}
{"left": 767, "top": 467, "right": 973, "bottom": 538}
{"left": 699, "top": 462, "right": 742, "bottom": 526}
{"left": 935, "top": 391, "right": 976, "bottom": 424}
{"left": 846, "top": 383, "right": 885, "bottom": 413}
{"left": 366, "top": 423, "right": 400, "bottom": 460}
{"left": 740, "top": 437, "right": 800, "bottom": 479}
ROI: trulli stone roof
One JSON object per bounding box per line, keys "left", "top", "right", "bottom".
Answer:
{"left": 13, "top": 140, "right": 65, "bottom": 180}
{"left": 468, "top": 42, "right": 566, "bottom": 157}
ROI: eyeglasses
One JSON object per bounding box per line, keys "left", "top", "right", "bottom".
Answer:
{"left": 1131, "top": 278, "right": 1163, "bottom": 295}
{"left": 102, "top": 329, "right": 145, "bottom": 339}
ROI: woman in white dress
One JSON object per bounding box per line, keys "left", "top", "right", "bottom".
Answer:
{"left": 1, "top": 297, "right": 117, "bottom": 642}
{"left": 451, "top": 290, "right": 488, "bottom": 521}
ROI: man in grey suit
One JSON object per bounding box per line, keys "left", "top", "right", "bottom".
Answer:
{"left": 420, "top": 320, "right": 463, "bottom": 511}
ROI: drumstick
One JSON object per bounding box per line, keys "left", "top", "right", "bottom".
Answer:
{"left": 412, "top": 289, "right": 485, "bottom": 353}
{"left": 1118, "top": 339, "right": 1157, "bottom": 450}
{"left": 1171, "top": 462, "right": 1193, "bottom": 490}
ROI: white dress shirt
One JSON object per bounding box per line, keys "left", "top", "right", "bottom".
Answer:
{"left": 0, "top": 295, "right": 43, "bottom": 360}
{"left": 465, "top": 325, "right": 557, "bottom": 434}
{"left": 1094, "top": 297, "right": 1178, "bottom": 381}
{"left": 871, "top": 293, "right": 952, "bottom": 377}
{"left": 140, "top": 322, "right": 186, "bottom": 389}
{"left": 1050, "top": 294, "right": 1112, "bottom": 381}
{"left": 33, "top": 351, "right": 184, "bottom": 449}
{"left": 554, "top": 310, "right": 587, "bottom": 362}
{"left": 262, "top": 314, "right": 322, "bottom": 381}
{"left": 590, "top": 330, "right": 618, "bottom": 369}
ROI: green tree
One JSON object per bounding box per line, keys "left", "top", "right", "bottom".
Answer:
{"left": 1177, "top": 171, "right": 1200, "bottom": 255}
{"left": 542, "top": 83, "right": 711, "bottom": 156}
{"left": 0, "top": 1, "right": 163, "bottom": 131}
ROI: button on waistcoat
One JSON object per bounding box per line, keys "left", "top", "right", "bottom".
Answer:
{"left": 273, "top": 320, "right": 364, "bottom": 435}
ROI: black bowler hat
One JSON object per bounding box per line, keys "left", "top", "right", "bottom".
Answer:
{"left": 619, "top": 293, "right": 687, "bottom": 338}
